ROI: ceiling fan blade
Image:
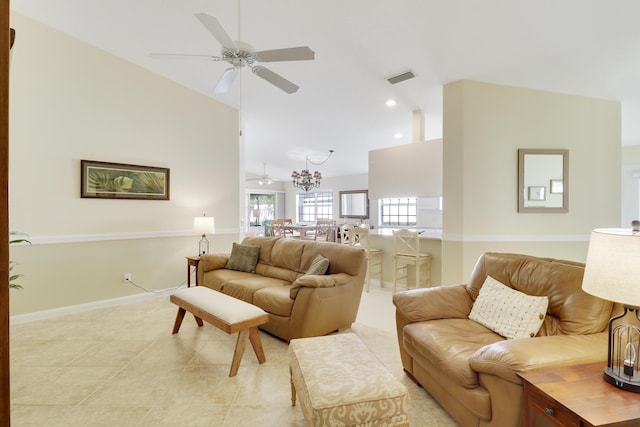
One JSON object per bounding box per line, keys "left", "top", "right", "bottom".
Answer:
{"left": 255, "top": 46, "right": 315, "bottom": 62}
{"left": 252, "top": 66, "right": 299, "bottom": 94}
{"left": 214, "top": 68, "right": 240, "bottom": 93}
{"left": 195, "top": 13, "right": 238, "bottom": 50}
{"left": 149, "top": 53, "right": 224, "bottom": 61}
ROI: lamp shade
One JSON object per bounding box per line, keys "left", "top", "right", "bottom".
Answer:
{"left": 193, "top": 216, "right": 215, "bottom": 235}
{"left": 582, "top": 228, "right": 640, "bottom": 309}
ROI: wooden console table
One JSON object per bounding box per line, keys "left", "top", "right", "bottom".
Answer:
{"left": 518, "top": 363, "right": 640, "bottom": 426}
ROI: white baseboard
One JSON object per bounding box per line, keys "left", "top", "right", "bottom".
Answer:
{"left": 10, "top": 289, "right": 176, "bottom": 325}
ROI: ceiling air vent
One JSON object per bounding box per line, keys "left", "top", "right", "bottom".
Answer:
{"left": 386, "top": 70, "right": 416, "bottom": 85}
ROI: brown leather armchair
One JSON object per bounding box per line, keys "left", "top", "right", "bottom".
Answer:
{"left": 393, "top": 252, "right": 614, "bottom": 427}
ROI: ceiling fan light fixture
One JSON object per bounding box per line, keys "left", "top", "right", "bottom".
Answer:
{"left": 153, "top": 13, "right": 314, "bottom": 95}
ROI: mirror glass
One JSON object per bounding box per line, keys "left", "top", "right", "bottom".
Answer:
{"left": 339, "top": 190, "right": 369, "bottom": 218}
{"left": 518, "top": 149, "right": 568, "bottom": 213}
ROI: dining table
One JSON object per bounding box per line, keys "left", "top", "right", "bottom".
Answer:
{"left": 284, "top": 224, "right": 338, "bottom": 242}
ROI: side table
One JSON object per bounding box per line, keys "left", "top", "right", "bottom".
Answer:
{"left": 186, "top": 255, "right": 200, "bottom": 287}
{"left": 518, "top": 362, "right": 640, "bottom": 427}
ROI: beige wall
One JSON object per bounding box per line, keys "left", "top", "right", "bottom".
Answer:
{"left": 369, "top": 139, "right": 442, "bottom": 200}
{"left": 9, "top": 13, "right": 240, "bottom": 315}
{"left": 442, "top": 80, "right": 621, "bottom": 284}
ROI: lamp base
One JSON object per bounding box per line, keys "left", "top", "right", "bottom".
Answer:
{"left": 604, "top": 366, "right": 640, "bottom": 393}
{"left": 198, "top": 235, "right": 210, "bottom": 255}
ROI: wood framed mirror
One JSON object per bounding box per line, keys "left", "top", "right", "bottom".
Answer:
{"left": 518, "top": 149, "right": 569, "bottom": 213}
{"left": 339, "top": 190, "right": 369, "bottom": 218}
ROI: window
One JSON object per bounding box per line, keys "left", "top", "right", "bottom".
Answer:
{"left": 380, "top": 197, "right": 417, "bottom": 227}
{"left": 249, "top": 193, "right": 275, "bottom": 226}
{"left": 296, "top": 192, "right": 333, "bottom": 222}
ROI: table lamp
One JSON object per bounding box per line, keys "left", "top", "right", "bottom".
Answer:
{"left": 193, "top": 214, "right": 215, "bottom": 255}
{"left": 582, "top": 227, "right": 640, "bottom": 392}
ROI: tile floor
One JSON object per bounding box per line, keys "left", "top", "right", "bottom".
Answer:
{"left": 10, "top": 284, "right": 457, "bottom": 426}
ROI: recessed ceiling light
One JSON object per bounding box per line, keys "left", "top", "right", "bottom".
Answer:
{"left": 386, "top": 99, "right": 397, "bottom": 107}
{"left": 394, "top": 133, "right": 403, "bottom": 139}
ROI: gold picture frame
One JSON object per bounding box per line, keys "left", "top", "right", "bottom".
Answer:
{"left": 81, "top": 160, "right": 170, "bottom": 200}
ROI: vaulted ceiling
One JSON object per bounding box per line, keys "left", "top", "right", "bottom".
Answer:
{"left": 11, "top": 0, "right": 640, "bottom": 179}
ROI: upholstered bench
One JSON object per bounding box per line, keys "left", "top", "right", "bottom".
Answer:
{"left": 289, "top": 333, "right": 409, "bottom": 427}
{"left": 170, "top": 286, "right": 269, "bottom": 377}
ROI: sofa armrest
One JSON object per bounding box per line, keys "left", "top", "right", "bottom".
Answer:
{"left": 199, "top": 254, "right": 229, "bottom": 272}
{"left": 392, "top": 285, "right": 473, "bottom": 323}
{"left": 290, "top": 273, "right": 352, "bottom": 299}
{"left": 197, "top": 254, "right": 229, "bottom": 285}
{"left": 470, "top": 333, "right": 609, "bottom": 384}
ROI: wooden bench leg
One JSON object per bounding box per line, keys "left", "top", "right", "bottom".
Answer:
{"left": 248, "top": 327, "right": 266, "bottom": 364}
{"left": 172, "top": 307, "right": 203, "bottom": 334}
{"left": 290, "top": 366, "right": 297, "bottom": 406}
{"left": 229, "top": 329, "right": 249, "bottom": 377}
{"left": 193, "top": 315, "right": 204, "bottom": 327}
{"left": 172, "top": 307, "right": 186, "bottom": 334}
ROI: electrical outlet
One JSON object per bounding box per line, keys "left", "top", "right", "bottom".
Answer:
{"left": 123, "top": 273, "right": 132, "bottom": 282}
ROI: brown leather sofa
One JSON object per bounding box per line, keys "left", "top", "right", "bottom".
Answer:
{"left": 197, "top": 236, "right": 367, "bottom": 342}
{"left": 393, "top": 252, "right": 614, "bottom": 427}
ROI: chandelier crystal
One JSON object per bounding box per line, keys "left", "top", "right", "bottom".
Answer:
{"left": 291, "top": 150, "right": 333, "bottom": 192}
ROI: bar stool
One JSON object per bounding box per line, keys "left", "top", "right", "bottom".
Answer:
{"left": 340, "top": 224, "right": 351, "bottom": 245}
{"left": 392, "top": 229, "right": 432, "bottom": 292}
{"left": 349, "top": 226, "right": 383, "bottom": 292}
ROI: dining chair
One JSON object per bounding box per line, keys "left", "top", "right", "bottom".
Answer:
{"left": 348, "top": 226, "right": 383, "bottom": 292}
{"left": 282, "top": 218, "right": 296, "bottom": 238}
{"left": 271, "top": 219, "right": 286, "bottom": 237}
{"left": 303, "top": 218, "right": 333, "bottom": 241}
{"left": 392, "top": 229, "right": 432, "bottom": 292}
{"left": 315, "top": 218, "right": 334, "bottom": 241}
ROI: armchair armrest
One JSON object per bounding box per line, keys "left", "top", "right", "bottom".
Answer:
{"left": 470, "top": 333, "right": 609, "bottom": 384}
{"left": 290, "top": 273, "right": 352, "bottom": 299}
{"left": 392, "top": 284, "right": 473, "bottom": 323}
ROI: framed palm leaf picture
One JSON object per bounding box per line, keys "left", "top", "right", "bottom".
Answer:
{"left": 81, "top": 160, "right": 170, "bottom": 200}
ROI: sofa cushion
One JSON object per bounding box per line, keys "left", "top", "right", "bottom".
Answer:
{"left": 254, "top": 285, "right": 294, "bottom": 317}
{"left": 226, "top": 243, "right": 260, "bottom": 273}
{"left": 222, "top": 276, "right": 290, "bottom": 303}
{"left": 200, "top": 269, "right": 255, "bottom": 292}
{"left": 402, "top": 318, "right": 504, "bottom": 389}
{"left": 306, "top": 254, "right": 329, "bottom": 275}
{"left": 469, "top": 276, "right": 548, "bottom": 339}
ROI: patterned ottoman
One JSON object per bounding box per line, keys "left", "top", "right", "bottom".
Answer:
{"left": 289, "top": 333, "right": 409, "bottom": 427}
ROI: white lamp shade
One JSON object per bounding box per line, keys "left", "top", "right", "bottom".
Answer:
{"left": 582, "top": 228, "right": 640, "bottom": 308}
{"left": 193, "top": 216, "right": 215, "bottom": 235}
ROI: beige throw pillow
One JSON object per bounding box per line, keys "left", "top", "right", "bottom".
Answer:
{"left": 469, "top": 276, "right": 548, "bottom": 339}
{"left": 306, "top": 254, "right": 329, "bottom": 275}
{"left": 225, "top": 243, "right": 260, "bottom": 273}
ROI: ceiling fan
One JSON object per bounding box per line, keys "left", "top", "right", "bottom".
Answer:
{"left": 246, "top": 163, "right": 281, "bottom": 185}
{"left": 151, "top": 13, "right": 315, "bottom": 94}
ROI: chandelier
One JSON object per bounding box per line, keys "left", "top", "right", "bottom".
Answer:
{"left": 291, "top": 150, "right": 334, "bottom": 192}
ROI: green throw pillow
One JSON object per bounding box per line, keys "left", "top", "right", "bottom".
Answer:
{"left": 225, "top": 243, "right": 260, "bottom": 273}
{"left": 306, "top": 254, "right": 329, "bottom": 275}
